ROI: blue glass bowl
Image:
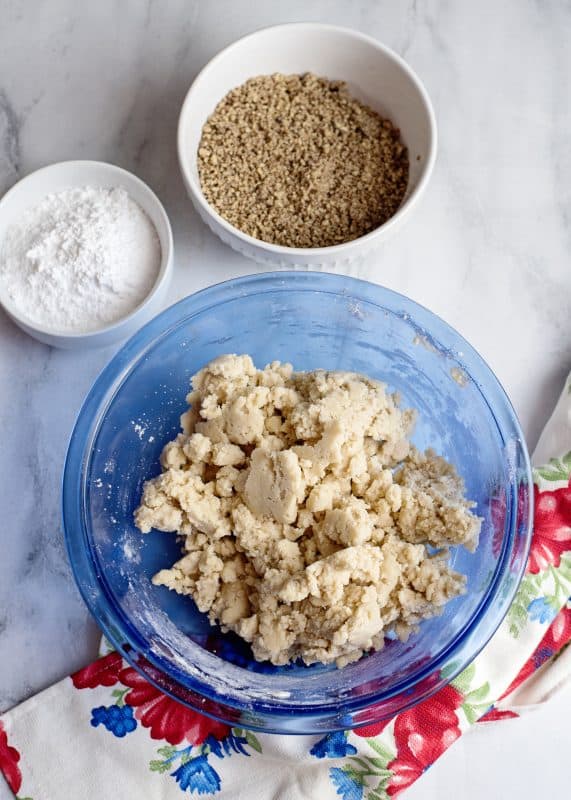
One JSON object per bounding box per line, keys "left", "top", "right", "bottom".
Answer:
{"left": 62, "top": 271, "right": 532, "bottom": 734}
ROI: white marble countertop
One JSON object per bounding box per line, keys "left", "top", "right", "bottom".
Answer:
{"left": 1, "top": 1, "right": 570, "bottom": 797}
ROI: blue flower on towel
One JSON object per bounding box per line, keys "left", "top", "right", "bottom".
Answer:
{"left": 533, "top": 645, "right": 555, "bottom": 669}
{"left": 527, "top": 596, "right": 557, "bottom": 624}
{"left": 311, "top": 731, "right": 357, "bottom": 759}
{"left": 330, "top": 766, "right": 364, "bottom": 800}
{"left": 171, "top": 755, "right": 221, "bottom": 795}
{"left": 90, "top": 704, "right": 137, "bottom": 737}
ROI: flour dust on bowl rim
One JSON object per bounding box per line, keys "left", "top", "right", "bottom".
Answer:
{"left": 62, "top": 271, "right": 532, "bottom": 734}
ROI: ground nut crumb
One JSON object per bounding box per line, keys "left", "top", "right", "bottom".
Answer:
{"left": 135, "top": 355, "right": 482, "bottom": 667}
{"left": 197, "top": 73, "right": 409, "bottom": 248}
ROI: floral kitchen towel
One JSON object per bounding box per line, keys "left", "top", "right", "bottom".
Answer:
{"left": 2, "top": 376, "right": 571, "bottom": 799}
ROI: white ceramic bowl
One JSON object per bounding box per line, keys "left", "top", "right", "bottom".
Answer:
{"left": 178, "top": 23, "right": 437, "bottom": 270}
{"left": 0, "top": 160, "right": 173, "bottom": 349}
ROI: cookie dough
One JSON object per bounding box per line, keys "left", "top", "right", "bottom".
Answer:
{"left": 135, "top": 355, "right": 481, "bottom": 667}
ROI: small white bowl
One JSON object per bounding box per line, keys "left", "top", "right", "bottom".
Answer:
{"left": 0, "top": 160, "right": 173, "bottom": 349}
{"left": 178, "top": 23, "right": 437, "bottom": 270}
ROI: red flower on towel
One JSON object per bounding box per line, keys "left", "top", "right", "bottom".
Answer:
{"left": 385, "top": 684, "right": 464, "bottom": 796}
{"left": 500, "top": 605, "right": 571, "bottom": 700}
{"left": 478, "top": 707, "right": 519, "bottom": 722}
{"left": 545, "top": 604, "right": 571, "bottom": 650}
{"left": 72, "top": 651, "right": 124, "bottom": 689}
{"left": 118, "top": 664, "right": 229, "bottom": 745}
{"left": 353, "top": 716, "right": 392, "bottom": 739}
{"left": 528, "top": 481, "right": 571, "bottom": 574}
{"left": 0, "top": 722, "right": 22, "bottom": 794}
{"left": 72, "top": 651, "right": 229, "bottom": 746}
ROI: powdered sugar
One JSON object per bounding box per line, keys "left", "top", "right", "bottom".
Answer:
{"left": 0, "top": 185, "right": 161, "bottom": 333}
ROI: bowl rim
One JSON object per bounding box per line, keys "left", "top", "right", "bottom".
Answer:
{"left": 177, "top": 22, "right": 438, "bottom": 256}
{"left": 62, "top": 271, "right": 533, "bottom": 733}
{"left": 0, "top": 159, "right": 173, "bottom": 340}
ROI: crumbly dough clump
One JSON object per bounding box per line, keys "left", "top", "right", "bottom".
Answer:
{"left": 197, "top": 73, "right": 409, "bottom": 248}
{"left": 135, "top": 355, "right": 481, "bottom": 667}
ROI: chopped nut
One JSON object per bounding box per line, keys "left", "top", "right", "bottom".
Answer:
{"left": 198, "top": 73, "right": 409, "bottom": 248}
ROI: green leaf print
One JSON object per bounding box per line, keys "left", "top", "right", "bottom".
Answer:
{"left": 451, "top": 662, "right": 476, "bottom": 694}
{"left": 157, "top": 745, "right": 176, "bottom": 759}
{"left": 245, "top": 730, "right": 262, "bottom": 753}
{"left": 368, "top": 788, "right": 390, "bottom": 800}
{"left": 344, "top": 765, "right": 367, "bottom": 785}
{"left": 345, "top": 755, "right": 394, "bottom": 780}
{"left": 459, "top": 676, "right": 492, "bottom": 725}
{"left": 365, "top": 757, "right": 393, "bottom": 771}
{"left": 464, "top": 681, "right": 491, "bottom": 703}
{"left": 111, "top": 688, "right": 128, "bottom": 707}
{"left": 366, "top": 738, "right": 395, "bottom": 767}
{"left": 507, "top": 573, "right": 539, "bottom": 638}
{"left": 557, "top": 552, "right": 571, "bottom": 585}
{"left": 149, "top": 759, "right": 171, "bottom": 773}
{"left": 333, "top": 743, "right": 396, "bottom": 800}
{"left": 534, "top": 451, "right": 571, "bottom": 482}
{"left": 340, "top": 766, "right": 392, "bottom": 800}
{"left": 461, "top": 703, "right": 479, "bottom": 725}
{"left": 546, "top": 563, "right": 571, "bottom": 606}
